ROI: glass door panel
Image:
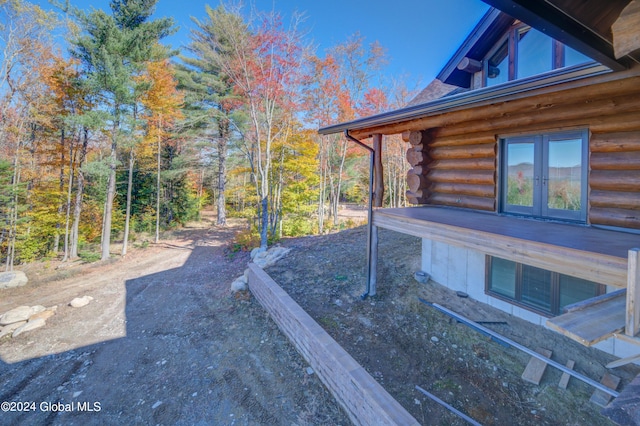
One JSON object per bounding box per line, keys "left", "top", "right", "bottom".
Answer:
{"left": 505, "top": 142, "right": 535, "bottom": 212}
{"left": 546, "top": 138, "right": 582, "bottom": 211}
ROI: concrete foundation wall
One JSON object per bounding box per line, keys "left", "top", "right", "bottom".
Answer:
{"left": 420, "top": 238, "right": 640, "bottom": 358}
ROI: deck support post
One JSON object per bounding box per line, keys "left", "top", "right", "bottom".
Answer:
{"left": 373, "top": 134, "right": 384, "bottom": 207}
{"left": 369, "top": 225, "right": 378, "bottom": 296}
{"left": 625, "top": 248, "right": 640, "bottom": 337}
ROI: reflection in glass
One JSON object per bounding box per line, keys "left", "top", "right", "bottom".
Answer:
{"left": 487, "top": 41, "right": 508, "bottom": 87}
{"left": 547, "top": 139, "right": 581, "bottom": 211}
{"left": 518, "top": 28, "right": 553, "bottom": 79}
{"left": 521, "top": 265, "right": 551, "bottom": 311}
{"left": 506, "top": 143, "right": 534, "bottom": 207}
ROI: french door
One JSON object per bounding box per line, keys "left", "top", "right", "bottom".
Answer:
{"left": 501, "top": 130, "right": 588, "bottom": 222}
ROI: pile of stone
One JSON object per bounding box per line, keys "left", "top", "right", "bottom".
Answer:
{"left": 0, "top": 305, "right": 57, "bottom": 338}
{"left": 231, "top": 246, "right": 291, "bottom": 293}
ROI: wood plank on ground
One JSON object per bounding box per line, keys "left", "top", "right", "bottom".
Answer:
{"left": 521, "top": 348, "right": 552, "bottom": 385}
{"left": 590, "top": 372, "right": 621, "bottom": 407}
{"left": 558, "top": 360, "right": 575, "bottom": 390}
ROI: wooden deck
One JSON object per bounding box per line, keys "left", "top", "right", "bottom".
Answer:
{"left": 373, "top": 206, "right": 639, "bottom": 287}
{"left": 546, "top": 291, "right": 626, "bottom": 346}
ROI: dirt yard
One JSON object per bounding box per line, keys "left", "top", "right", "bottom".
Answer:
{"left": 1, "top": 211, "right": 638, "bottom": 425}
{"left": 0, "top": 213, "right": 347, "bottom": 425}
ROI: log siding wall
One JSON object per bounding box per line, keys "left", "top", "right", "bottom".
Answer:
{"left": 404, "top": 73, "right": 640, "bottom": 230}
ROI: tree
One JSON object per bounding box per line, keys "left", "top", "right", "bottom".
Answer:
{"left": 201, "top": 4, "right": 305, "bottom": 249}
{"left": 0, "top": 0, "right": 59, "bottom": 269}
{"left": 177, "top": 5, "right": 244, "bottom": 227}
{"left": 138, "top": 58, "right": 183, "bottom": 243}
{"left": 69, "top": 0, "right": 174, "bottom": 260}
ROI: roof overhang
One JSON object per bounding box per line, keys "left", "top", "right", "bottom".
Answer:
{"left": 481, "top": 0, "right": 639, "bottom": 71}
{"left": 318, "top": 62, "right": 610, "bottom": 137}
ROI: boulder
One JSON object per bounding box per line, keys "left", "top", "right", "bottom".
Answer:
{"left": 0, "top": 305, "right": 45, "bottom": 326}
{"left": 70, "top": 296, "right": 94, "bottom": 308}
{"left": 253, "top": 246, "right": 291, "bottom": 268}
{"left": 29, "top": 309, "right": 55, "bottom": 322}
{"left": 250, "top": 246, "right": 266, "bottom": 260}
{"left": 12, "top": 318, "right": 46, "bottom": 337}
{"left": 231, "top": 276, "right": 248, "bottom": 293}
{"left": 0, "top": 321, "right": 27, "bottom": 339}
{"left": 0, "top": 271, "right": 28, "bottom": 290}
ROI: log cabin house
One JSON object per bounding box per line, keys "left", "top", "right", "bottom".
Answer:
{"left": 319, "top": 0, "right": 640, "bottom": 359}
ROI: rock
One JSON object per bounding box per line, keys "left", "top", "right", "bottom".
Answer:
{"left": 29, "top": 309, "right": 55, "bottom": 322}
{"left": 231, "top": 276, "right": 248, "bottom": 293}
{"left": 12, "top": 318, "right": 46, "bottom": 337}
{"left": 431, "top": 336, "right": 440, "bottom": 343}
{"left": 70, "top": 296, "right": 94, "bottom": 308}
{"left": 253, "top": 246, "right": 291, "bottom": 268}
{"left": 0, "top": 305, "right": 45, "bottom": 326}
{"left": 0, "top": 321, "right": 27, "bottom": 338}
{"left": 414, "top": 271, "right": 430, "bottom": 284}
{"left": 250, "top": 247, "right": 266, "bottom": 260}
{"left": 0, "top": 271, "right": 28, "bottom": 289}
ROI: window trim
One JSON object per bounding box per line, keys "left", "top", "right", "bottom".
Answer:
{"left": 485, "top": 256, "right": 606, "bottom": 316}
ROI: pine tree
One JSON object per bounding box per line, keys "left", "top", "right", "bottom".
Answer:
{"left": 69, "top": 0, "right": 174, "bottom": 260}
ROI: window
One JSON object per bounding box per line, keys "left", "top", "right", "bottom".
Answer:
{"left": 486, "top": 257, "right": 605, "bottom": 316}
{"left": 500, "top": 130, "right": 588, "bottom": 222}
{"left": 485, "top": 24, "right": 591, "bottom": 87}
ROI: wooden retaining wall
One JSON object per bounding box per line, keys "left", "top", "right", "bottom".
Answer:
{"left": 247, "top": 263, "right": 419, "bottom": 426}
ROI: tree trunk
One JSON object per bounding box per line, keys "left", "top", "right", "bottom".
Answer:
{"left": 122, "top": 149, "right": 134, "bottom": 256}
{"left": 101, "top": 123, "right": 118, "bottom": 261}
{"left": 70, "top": 128, "right": 89, "bottom": 260}
{"left": 155, "top": 122, "right": 162, "bottom": 244}
{"left": 216, "top": 136, "right": 227, "bottom": 226}
{"left": 62, "top": 134, "right": 74, "bottom": 262}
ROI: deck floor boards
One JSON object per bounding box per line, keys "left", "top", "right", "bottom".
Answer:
{"left": 546, "top": 292, "right": 626, "bottom": 346}
{"left": 375, "top": 206, "right": 638, "bottom": 259}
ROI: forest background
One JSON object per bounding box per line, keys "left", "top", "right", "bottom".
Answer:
{"left": 0, "top": 0, "right": 424, "bottom": 269}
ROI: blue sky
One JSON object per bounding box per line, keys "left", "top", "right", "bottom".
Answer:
{"left": 35, "top": 0, "right": 490, "bottom": 89}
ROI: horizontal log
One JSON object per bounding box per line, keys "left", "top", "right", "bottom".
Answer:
{"left": 457, "top": 57, "right": 483, "bottom": 73}
{"left": 428, "top": 132, "right": 497, "bottom": 148}
{"left": 589, "top": 207, "right": 640, "bottom": 230}
{"left": 589, "top": 170, "right": 640, "bottom": 191}
{"left": 407, "top": 171, "right": 428, "bottom": 193}
{"left": 590, "top": 132, "right": 640, "bottom": 153}
{"left": 406, "top": 147, "right": 428, "bottom": 166}
{"left": 590, "top": 151, "right": 640, "bottom": 170}
{"left": 427, "top": 169, "right": 495, "bottom": 185}
{"left": 430, "top": 143, "right": 495, "bottom": 160}
{"left": 590, "top": 190, "right": 640, "bottom": 210}
{"left": 431, "top": 182, "right": 495, "bottom": 198}
{"left": 406, "top": 190, "right": 428, "bottom": 205}
{"left": 429, "top": 157, "right": 495, "bottom": 171}
{"left": 350, "top": 73, "right": 640, "bottom": 139}
{"left": 409, "top": 130, "right": 428, "bottom": 146}
{"left": 428, "top": 193, "right": 495, "bottom": 211}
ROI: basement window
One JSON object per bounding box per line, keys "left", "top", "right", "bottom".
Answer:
{"left": 486, "top": 256, "right": 605, "bottom": 316}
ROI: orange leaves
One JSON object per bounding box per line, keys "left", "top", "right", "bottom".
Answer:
{"left": 138, "top": 58, "right": 184, "bottom": 144}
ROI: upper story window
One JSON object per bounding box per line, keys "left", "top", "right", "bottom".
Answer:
{"left": 485, "top": 24, "right": 590, "bottom": 87}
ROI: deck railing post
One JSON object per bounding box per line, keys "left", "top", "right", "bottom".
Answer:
{"left": 626, "top": 248, "right": 640, "bottom": 337}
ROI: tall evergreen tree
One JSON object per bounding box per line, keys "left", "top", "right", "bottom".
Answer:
{"left": 69, "top": 0, "right": 174, "bottom": 260}
{"left": 176, "top": 5, "right": 244, "bottom": 227}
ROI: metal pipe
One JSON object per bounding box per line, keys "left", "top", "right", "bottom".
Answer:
{"left": 419, "top": 298, "right": 620, "bottom": 398}
{"left": 416, "top": 386, "right": 483, "bottom": 426}
{"left": 344, "top": 130, "right": 374, "bottom": 299}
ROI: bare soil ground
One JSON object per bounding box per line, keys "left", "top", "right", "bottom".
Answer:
{"left": 0, "top": 212, "right": 347, "bottom": 425}
{"left": 266, "top": 226, "right": 640, "bottom": 426}
{"left": 1, "top": 209, "right": 638, "bottom": 425}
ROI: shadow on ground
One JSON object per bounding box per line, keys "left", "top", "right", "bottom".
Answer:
{"left": 0, "top": 240, "right": 347, "bottom": 425}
